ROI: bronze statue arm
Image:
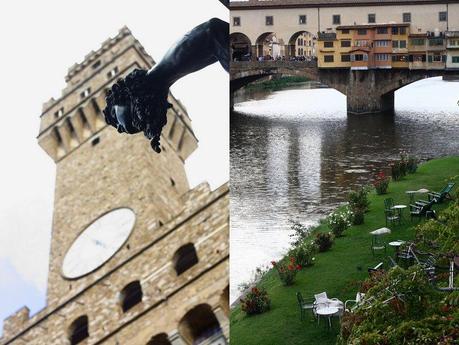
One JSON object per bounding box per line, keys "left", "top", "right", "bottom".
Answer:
{"left": 103, "top": 18, "right": 229, "bottom": 153}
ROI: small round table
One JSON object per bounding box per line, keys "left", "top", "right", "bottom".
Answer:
{"left": 392, "top": 205, "right": 407, "bottom": 224}
{"left": 316, "top": 307, "right": 339, "bottom": 329}
{"left": 389, "top": 240, "right": 405, "bottom": 258}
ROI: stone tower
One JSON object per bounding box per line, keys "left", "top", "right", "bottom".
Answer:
{"left": 1, "top": 27, "right": 229, "bottom": 345}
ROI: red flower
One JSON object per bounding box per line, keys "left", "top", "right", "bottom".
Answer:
{"left": 296, "top": 265, "right": 302, "bottom": 270}
{"left": 288, "top": 264, "right": 294, "bottom": 271}
{"left": 271, "top": 261, "right": 276, "bottom": 266}
{"left": 252, "top": 287, "right": 259, "bottom": 294}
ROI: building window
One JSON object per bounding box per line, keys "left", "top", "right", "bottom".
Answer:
{"left": 266, "top": 16, "right": 273, "bottom": 26}
{"left": 391, "top": 27, "right": 399, "bottom": 35}
{"left": 368, "top": 14, "right": 376, "bottom": 23}
{"left": 429, "top": 38, "right": 444, "bottom": 46}
{"left": 452, "top": 56, "right": 459, "bottom": 63}
{"left": 54, "top": 107, "right": 64, "bottom": 119}
{"left": 299, "top": 15, "right": 306, "bottom": 24}
{"left": 439, "top": 11, "right": 447, "bottom": 22}
{"left": 147, "top": 333, "right": 172, "bottom": 345}
{"left": 341, "top": 29, "right": 350, "bottom": 34}
{"left": 375, "top": 53, "right": 389, "bottom": 61}
{"left": 341, "top": 40, "right": 351, "bottom": 47}
{"left": 357, "top": 29, "right": 367, "bottom": 35}
{"left": 403, "top": 12, "right": 411, "bottom": 23}
{"left": 353, "top": 54, "right": 367, "bottom": 61}
{"left": 332, "top": 15, "right": 341, "bottom": 25}
{"left": 173, "top": 243, "right": 199, "bottom": 275}
{"left": 91, "top": 137, "right": 100, "bottom": 146}
{"left": 178, "top": 304, "right": 222, "bottom": 345}
{"left": 392, "top": 40, "right": 399, "bottom": 48}
{"left": 120, "top": 281, "right": 143, "bottom": 312}
{"left": 376, "top": 27, "right": 388, "bottom": 34}
{"left": 400, "top": 40, "right": 407, "bottom": 48}
{"left": 324, "top": 41, "right": 334, "bottom": 48}
{"left": 392, "top": 54, "right": 408, "bottom": 62}
{"left": 91, "top": 60, "right": 101, "bottom": 69}
{"left": 399, "top": 27, "right": 406, "bottom": 35}
{"left": 324, "top": 55, "right": 334, "bottom": 63}
{"left": 233, "top": 17, "right": 241, "bottom": 26}
{"left": 68, "top": 316, "right": 89, "bottom": 345}
{"left": 354, "top": 40, "right": 370, "bottom": 47}
{"left": 80, "top": 87, "right": 91, "bottom": 99}
{"left": 411, "top": 38, "right": 425, "bottom": 46}
{"left": 341, "top": 54, "right": 351, "bottom": 62}
{"left": 375, "top": 40, "right": 389, "bottom": 47}
{"left": 106, "top": 66, "right": 119, "bottom": 79}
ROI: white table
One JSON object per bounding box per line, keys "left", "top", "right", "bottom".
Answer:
{"left": 392, "top": 205, "right": 407, "bottom": 223}
{"left": 316, "top": 307, "right": 339, "bottom": 328}
{"left": 389, "top": 240, "right": 405, "bottom": 257}
{"left": 370, "top": 227, "right": 391, "bottom": 235}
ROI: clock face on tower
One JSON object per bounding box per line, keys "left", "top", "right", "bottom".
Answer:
{"left": 62, "top": 208, "right": 136, "bottom": 279}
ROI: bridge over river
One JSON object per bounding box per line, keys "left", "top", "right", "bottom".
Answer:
{"left": 230, "top": 61, "right": 459, "bottom": 114}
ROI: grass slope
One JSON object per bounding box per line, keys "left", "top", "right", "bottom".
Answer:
{"left": 230, "top": 156, "right": 459, "bottom": 345}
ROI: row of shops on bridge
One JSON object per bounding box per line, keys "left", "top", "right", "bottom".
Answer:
{"left": 317, "top": 24, "right": 459, "bottom": 70}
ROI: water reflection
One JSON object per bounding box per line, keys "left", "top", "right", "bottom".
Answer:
{"left": 230, "top": 77, "right": 459, "bottom": 302}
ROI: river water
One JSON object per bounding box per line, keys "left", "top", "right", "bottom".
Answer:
{"left": 230, "top": 77, "right": 459, "bottom": 303}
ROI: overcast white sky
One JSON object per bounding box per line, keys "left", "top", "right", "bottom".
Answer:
{"left": 0, "top": 0, "right": 228, "bottom": 333}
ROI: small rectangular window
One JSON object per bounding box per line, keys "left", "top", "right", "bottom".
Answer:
{"left": 80, "top": 88, "right": 91, "bottom": 99}
{"left": 357, "top": 29, "right": 367, "bottom": 35}
{"left": 399, "top": 40, "right": 407, "bottom": 48}
{"left": 266, "top": 16, "right": 274, "bottom": 26}
{"left": 341, "top": 40, "right": 351, "bottom": 47}
{"left": 341, "top": 29, "right": 350, "bottom": 34}
{"left": 91, "top": 60, "right": 101, "bottom": 69}
{"left": 439, "top": 11, "right": 447, "bottom": 22}
{"left": 368, "top": 14, "right": 376, "bottom": 23}
{"left": 399, "top": 27, "right": 406, "bottom": 35}
{"left": 233, "top": 17, "right": 241, "bottom": 26}
{"left": 403, "top": 13, "right": 411, "bottom": 23}
{"left": 299, "top": 15, "right": 306, "bottom": 24}
{"left": 376, "top": 27, "right": 388, "bottom": 34}
{"left": 106, "top": 67, "right": 119, "bottom": 79}
{"left": 392, "top": 27, "right": 399, "bottom": 35}
{"left": 341, "top": 54, "right": 351, "bottom": 62}
{"left": 392, "top": 40, "right": 399, "bottom": 48}
{"left": 332, "top": 15, "right": 341, "bottom": 25}
{"left": 324, "top": 55, "right": 334, "bottom": 62}
{"left": 324, "top": 41, "right": 334, "bottom": 48}
{"left": 452, "top": 56, "right": 459, "bottom": 63}
{"left": 54, "top": 107, "right": 64, "bottom": 119}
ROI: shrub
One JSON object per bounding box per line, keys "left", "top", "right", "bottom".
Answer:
{"left": 373, "top": 171, "right": 390, "bottom": 195}
{"left": 352, "top": 207, "right": 365, "bottom": 225}
{"left": 271, "top": 257, "right": 302, "bottom": 286}
{"left": 314, "top": 232, "right": 334, "bottom": 252}
{"left": 390, "top": 161, "right": 402, "bottom": 181}
{"left": 348, "top": 187, "right": 370, "bottom": 212}
{"left": 289, "top": 241, "right": 318, "bottom": 267}
{"left": 327, "top": 207, "right": 353, "bottom": 237}
{"left": 240, "top": 286, "right": 271, "bottom": 315}
{"left": 407, "top": 155, "right": 418, "bottom": 173}
{"left": 288, "top": 220, "right": 312, "bottom": 247}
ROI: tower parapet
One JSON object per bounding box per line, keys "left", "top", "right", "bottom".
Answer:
{"left": 37, "top": 26, "right": 197, "bottom": 163}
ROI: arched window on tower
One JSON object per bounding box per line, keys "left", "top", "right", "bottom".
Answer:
{"left": 173, "top": 243, "right": 199, "bottom": 275}
{"left": 68, "top": 315, "right": 89, "bottom": 345}
{"left": 120, "top": 280, "right": 143, "bottom": 312}
{"left": 146, "top": 333, "right": 172, "bottom": 345}
{"left": 178, "top": 304, "right": 223, "bottom": 345}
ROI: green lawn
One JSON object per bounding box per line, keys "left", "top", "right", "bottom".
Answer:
{"left": 230, "top": 156, "right": 459, "bottom": 345}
